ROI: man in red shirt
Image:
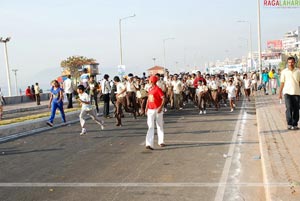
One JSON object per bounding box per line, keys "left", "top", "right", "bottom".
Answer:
{"left": 193, "top": 71, "right": 207, "bottom": 88}
{"left": 25, "top": 86, "right": 34, "bottom": 101}
{"left": 145, "top": 75, "right": 166, "bottom": 150}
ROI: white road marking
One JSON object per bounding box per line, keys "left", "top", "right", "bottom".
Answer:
{"left": 214, "top": 99, "right": 247, "bottom": 201}
{"left": 0, "top": 182, "right": 291, "bottom": 187}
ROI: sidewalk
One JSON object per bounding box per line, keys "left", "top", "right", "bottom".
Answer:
{"left": 3, "top": 100, "right": 49, "bottom": 115}
{"left": 256, "top": 91, "right": 300, "bottom": 200}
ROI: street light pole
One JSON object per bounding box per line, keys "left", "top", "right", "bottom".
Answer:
{"left": 12, "top": 69, "right": 18, "bottom": 96}
{"left": 0, "top": 37, "right": 12, "bottom": 96}
{"left": 237, "top": 20, "right": 253, "bottom": 72}
{"left": 257, "top": 0, "right": 262, "bottom": 74}
{"left": 163, "top": 37, "right": 175, "bottom": 73}
{"left": 119, "top": 14, "right": 136, "bottom": 66}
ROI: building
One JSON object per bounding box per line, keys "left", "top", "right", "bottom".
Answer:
{"left": 147, "top": 66, "right": 165, "bottom": 75}
{"left": 282, "top": 27, "right": 299, "bottom": 52}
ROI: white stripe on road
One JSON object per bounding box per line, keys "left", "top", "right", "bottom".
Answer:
{"left": 0, "top": 182, "right": 292, "bottom": 187}
{"left": 214, "top": 99, "right": 246, "bottom": 201}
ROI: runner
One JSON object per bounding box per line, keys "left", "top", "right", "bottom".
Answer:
{"left": 77, "top": 85, "right": 104, "bottom": 135}
{"left": 227, "top": 79, "right": 236, "bottom": 112}
{"left": 46, "top": 80, "right": 66, "bottom": 127}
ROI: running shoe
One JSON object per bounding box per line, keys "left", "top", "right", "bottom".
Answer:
{"left": 46, "top": 121, "right": 53, "bottom": 127}
{"left": 80, "top": 129, "right": 87, "bottom": 135}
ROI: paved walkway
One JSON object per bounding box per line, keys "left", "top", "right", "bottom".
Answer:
{"left": 1, "top": 91, "right": 300, "bottom": 200}
{"left": 256, "top": 91, "right": 300, "bottom": 201}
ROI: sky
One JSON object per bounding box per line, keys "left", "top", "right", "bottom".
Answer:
{"left": 0, "top": 0, "right": 300, "bottom": 96}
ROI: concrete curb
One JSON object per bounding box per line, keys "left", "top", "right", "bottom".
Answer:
{"left": 0, "top": 103, "right": 112, "bottom": 143}
{"left": 256, "top": 97, "right": 272, "bottom": 201}
{"left": 0, "top": 110, "right": 81, "bottom": 141}
{"left": 3, "top": 105, "right": 48, "bottom": 115}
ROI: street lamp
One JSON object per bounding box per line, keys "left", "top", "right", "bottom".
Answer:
{"left": 152, "top": 57, "right": 156, "bottom": 66}
{"left": 163, "top": 37, "right": 175, "bottom": 73}
{"left": 119, "top": 14, "right": 136, "bottom": 66}
{"left": 0, "top": 37, "right": 12, "bottom": 96}
{"left": 237, "top": 20, "right": 253, "bottom": 72}
{"left": 11, "top": 69, "right": 18, "bottom": 96}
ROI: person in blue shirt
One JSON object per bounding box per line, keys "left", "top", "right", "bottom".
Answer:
{"left": 80, "top": 68, "right": 89, "bottom": 88}
{"left": 46, "top": 80, "right": 66, "bottom": 127}
{"left": 262, "top": 69, "right": 270, "bottom": 95}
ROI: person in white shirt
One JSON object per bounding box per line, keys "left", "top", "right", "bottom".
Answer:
{"left": 101, "top": 74, "right": 111, "bottom": 118}
{"left": 165, "top": 75, "right": 174, "bottom": 109}
{"left": 233, "top": 72, "right": 242, "bottom": 101}
{"left": 251, "top": 71, "right": 258, "bottom": 95}
{"left": 76, "top": 85, "right": 104, "bottom": 135}
{"left": 227, "top": 79, "right": 236, "bottom": 112}
{"left": 243, "top": 73, "right": 252, "bottom": 101}
{"left": 63, "top": 75, "right": 74, "bottom": 108}
{"left": 196, "top": 80, "right": 209, "bottom": 114}
{"left": 114, "top": 76, "right": 135, "bottom": 126}
{"left": 34, "top": 82, "right": 41, "bottom": 105}
{"left": 209, "top": 75, "right": 220, "bottom": 110}
{"left": 172, "top": 74, "right": 183, "bottom": 110}
{"left": 279, "top": 56, "right": 300, "bottom": 130}
{"left": 220, "top": 78, "right": 228, "bottom": 107}
{"left": 126, "top": 74, "right": 139, "bottom": 118}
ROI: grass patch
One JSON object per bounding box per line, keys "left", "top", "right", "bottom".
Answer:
{"left": 0, "top": 108, "right": 80, "bottom": 126}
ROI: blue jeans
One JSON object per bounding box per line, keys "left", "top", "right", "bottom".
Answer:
{"left": 284, "top": 94, "right": 300, "bottom": 127}
{"left": 49, "top": 100, "right": 66, "bottom": 123}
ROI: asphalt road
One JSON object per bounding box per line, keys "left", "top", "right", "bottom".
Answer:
{"left": 0, "top": 98, "right": 265, "bottom": 201}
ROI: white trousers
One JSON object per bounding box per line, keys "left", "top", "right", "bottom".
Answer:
{"left": 79, "top": 109, "right": 103, "bottom": 128}
{"left": 145, "top": 108, "right": 164, "bottom": 147}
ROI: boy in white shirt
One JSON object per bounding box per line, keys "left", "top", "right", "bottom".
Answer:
{"left": 197, "top": 80, "right": 209, "bottom": 114}
{"left": 226, "top": 79, "right": 236, "bottom": 112}
{"left": 77, "top": 85, "right": 104, "bottom": 135}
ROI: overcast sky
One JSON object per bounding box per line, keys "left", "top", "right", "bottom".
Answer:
{"left": 0, "top": 0, "right": 299, "bottom": 95}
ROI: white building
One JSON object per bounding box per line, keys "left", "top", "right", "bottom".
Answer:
{"left": 282, "top": 28, "right": 299, "bottom": 52}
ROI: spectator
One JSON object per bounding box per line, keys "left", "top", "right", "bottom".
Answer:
{"left": 31, "top": 85, "right": 36, "bottom": 100}
{"left": 0, "top": 87, "right": 6, "bottom": 120}
{"left": 279, "top": 56, "right": 300, "bottom": 130}
{"left": 25, "top": 86, "right": 34, "bottom": 101}
{"left": 34, "top": 83, "right": 41, "bottom": 105}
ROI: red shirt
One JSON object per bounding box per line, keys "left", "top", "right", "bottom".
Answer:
{"left": 193, "top": 76, "right": 206, "bottom": 88}
{"left": 25, "top": 88, "right": 31, "bottom": 96}
{"left": 147, "top": 85, "right": 164, "bottom": 109}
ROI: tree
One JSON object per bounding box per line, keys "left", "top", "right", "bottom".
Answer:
{"left": 61, "top": 56, "right": 96, "bottom": 78}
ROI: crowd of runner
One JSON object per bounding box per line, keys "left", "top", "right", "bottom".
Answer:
{"left": 43, "top": 66, "right": 284, "bottom": 136}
